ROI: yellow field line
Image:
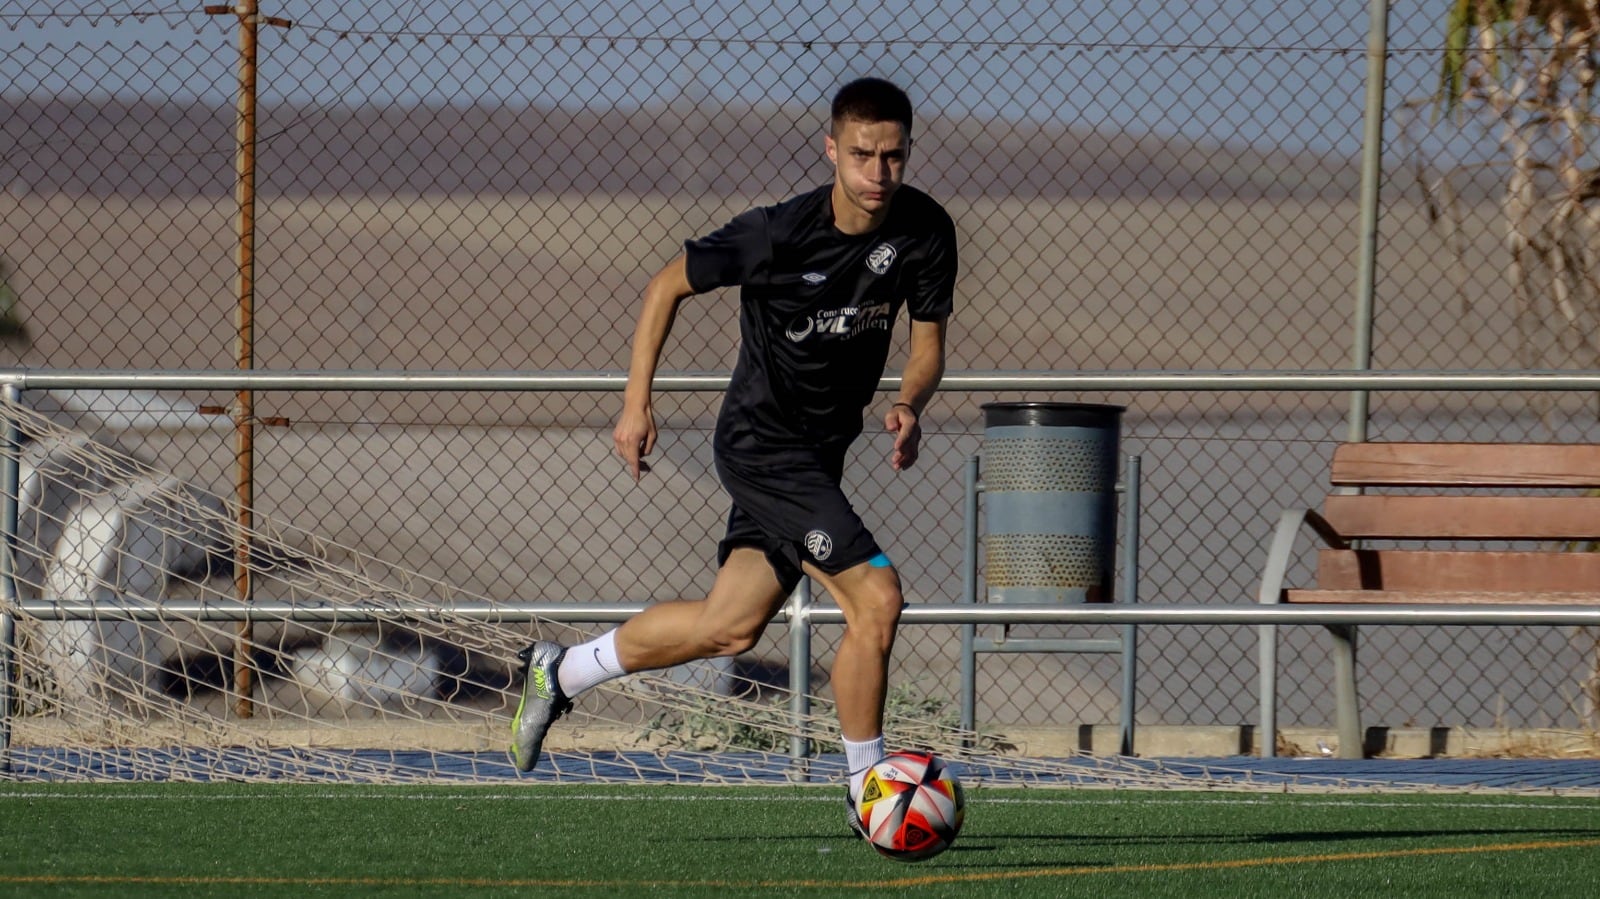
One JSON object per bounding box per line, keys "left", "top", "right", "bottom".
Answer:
{"left": 2, "top": 837, "right": 1597, "bottom": 891}
{"left": 874, "top": 837, "right": 1600, "bottom": 888}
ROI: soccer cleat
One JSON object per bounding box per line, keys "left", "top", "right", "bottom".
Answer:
{"left": 509, "top": 641, "right": 572, "bottom": 772}
{"left": 845, "top": 787, "right": 869, "bottom": 841}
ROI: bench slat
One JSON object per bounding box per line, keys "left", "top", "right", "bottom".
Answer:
{"left": 1330, "top": 442, "right": 1600, "bottom": 487}
{"left": 1317, "top": 549, "right": 1600, "bottom": 591}
{"left": 1321, "top": 494, "right": 1600, "bottom": 540}
{"left": 1286, "top": 589, "right": 1600, "bottom": 605}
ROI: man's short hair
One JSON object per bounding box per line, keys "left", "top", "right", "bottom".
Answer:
{"left": 830, "top": 78, "right": 913, "bottom": 137}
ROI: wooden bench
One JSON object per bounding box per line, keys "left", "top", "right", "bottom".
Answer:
{"left": 1256, "top": 442, "right": 1600, "bottom": 758}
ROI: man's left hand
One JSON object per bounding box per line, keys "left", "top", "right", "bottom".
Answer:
{"left": 885, "top": 404, "right": 921, "bottom": 471}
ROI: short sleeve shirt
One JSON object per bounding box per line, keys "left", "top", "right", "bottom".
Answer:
{"left": 684, "top": 184, "right": 958, "bottom": 454}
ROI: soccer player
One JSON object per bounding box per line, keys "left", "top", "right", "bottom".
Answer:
{"left": 511, "top": 77, "right": 957, "bottom": 835}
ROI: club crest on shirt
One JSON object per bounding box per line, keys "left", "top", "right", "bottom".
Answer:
{"left": 804, "top": 529, "right": 833, "bottom": 561}
{"left": 866, "top": 243, "right": 896, "bottom": 275}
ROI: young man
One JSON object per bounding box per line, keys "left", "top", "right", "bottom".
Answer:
{"left": 511, "top": 77, "right": 957, "bottom": 834}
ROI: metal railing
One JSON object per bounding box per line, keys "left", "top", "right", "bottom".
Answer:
{"left": 10, "top": 369, "right": 1600, "bottom": 393}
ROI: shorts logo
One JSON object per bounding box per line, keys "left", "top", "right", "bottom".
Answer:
{"left": 802, "top": 272, "right": 827, "bottom": 284}
{"left": 866, "top": 243, "right": 896, "bottom": 275}
{"left": 804, "top": 529, "right": 833, "bottom": 561}
{"left": 785, "top": 314, "right": 814, "bottom": 342}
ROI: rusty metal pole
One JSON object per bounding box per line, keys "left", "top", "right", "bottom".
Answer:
{"left": 232, "top": 0, "right": 259, "bottom": 719}
{"left": 205, "top": 2, "right": 289, "bottom": 721}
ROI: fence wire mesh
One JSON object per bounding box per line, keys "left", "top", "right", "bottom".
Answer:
{"left": 2, "top": 2, "right": 1599, "bottom": 744}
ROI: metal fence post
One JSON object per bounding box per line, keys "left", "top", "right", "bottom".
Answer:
{"left": 1347, "top": 0, "right": 1389, "bottom": 447}
{"left": 787, "top": 577, "right": 812, "bottom": 780}
{"left": 959, "top": 453, "right": 980, "bottom": 738}
{"left": 1118, "top": 454, "right": 1141, "bottom": 756}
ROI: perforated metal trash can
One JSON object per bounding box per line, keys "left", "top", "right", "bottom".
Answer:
{"left": 981, "top": 402, "right": 1124, "bottom": 603}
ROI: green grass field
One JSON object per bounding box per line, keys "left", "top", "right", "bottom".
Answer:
{"left": 1, "top": 783, "right": 1596, "bottom": 897}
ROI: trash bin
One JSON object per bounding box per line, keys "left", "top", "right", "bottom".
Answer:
{"left": 981, "top": 402, "right": 1124, "bottom": 603}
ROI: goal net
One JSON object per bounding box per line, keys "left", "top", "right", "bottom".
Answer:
{"left": 0, "top": 393, "right": 1581, "bottom": 794}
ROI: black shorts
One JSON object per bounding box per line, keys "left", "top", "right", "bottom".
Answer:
{"left": 714, "top": 445, "right": 884, "bottom": 594}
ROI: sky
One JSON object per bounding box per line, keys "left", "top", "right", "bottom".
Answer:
{"left": 1, "top": 1, "right": 1457, "bottom": 156}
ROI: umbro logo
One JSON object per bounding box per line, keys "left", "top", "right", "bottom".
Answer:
{"left": 802, "top": 272, "right": 827, "bottom": 284}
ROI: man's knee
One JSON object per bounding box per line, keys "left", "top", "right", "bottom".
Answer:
{"left": 840, "top": 571, "right": 905, "bottom": 650}
{"left": 697, "top": 616, "right": 770, "bottom": 657}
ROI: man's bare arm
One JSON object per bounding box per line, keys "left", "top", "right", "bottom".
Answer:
{"left": 613, "top": 255, "right": 696, "bottom": 481}
{"left": 884, "top": 315, "right": 947, "bottom": 471}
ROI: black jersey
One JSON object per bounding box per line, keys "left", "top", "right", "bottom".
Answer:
{"left": 684, "top": 183, "right": 957, "bottom": 453}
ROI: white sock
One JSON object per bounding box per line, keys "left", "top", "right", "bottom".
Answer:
{"left": 556, "top": 630, "right": 626, "bottom": 698}
{"left": 843, "top": 734, "right": 885, "bottom": 800}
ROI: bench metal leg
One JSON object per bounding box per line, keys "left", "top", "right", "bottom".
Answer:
{"left": 1255, "top": 508, "right": 1354, "bottom": 759}
{"left": 1327, "top": 623, "right": 1362, "bottom": 758}
{"left": 1256, "top": 508, "right": 1322, "bottom": 758}
{"left": 1258, "top": 615, "right": 1277, "bottom": 757}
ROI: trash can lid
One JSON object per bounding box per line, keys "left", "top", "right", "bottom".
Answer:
{"left": 981, "top": 401, "right": 1126, "bottom": 429}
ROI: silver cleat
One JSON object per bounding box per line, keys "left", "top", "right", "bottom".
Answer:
{"left": 509, "top": 641, "right": 572, "bottom": 772}
{"left": 845, "top": 787, "right": 869, "bottom": 841}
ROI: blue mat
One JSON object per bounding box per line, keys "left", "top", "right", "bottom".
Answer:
{"left": 1151, "top": 756, "right": 1600, "bottom": 791}
{"left": 5, "top": 748, "right": 1598, "bottom": 790}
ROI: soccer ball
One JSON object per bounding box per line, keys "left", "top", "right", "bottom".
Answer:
{"left": 855, "top": 751, "right": 965, "bottom": 862}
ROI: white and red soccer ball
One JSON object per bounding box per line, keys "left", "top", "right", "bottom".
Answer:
{"left": 855, "top": 750, "right": 966, "bottom": 862}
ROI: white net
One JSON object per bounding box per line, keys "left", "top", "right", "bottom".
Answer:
{"left": 1, "top": 392, "right": 1593, "bottom": 795}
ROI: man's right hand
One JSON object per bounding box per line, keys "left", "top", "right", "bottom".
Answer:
{"left": 615, "top": 254, "right": 693, "bottom": 483}
{"left": 612, "top": 405, "right": 657, "bottom": 482}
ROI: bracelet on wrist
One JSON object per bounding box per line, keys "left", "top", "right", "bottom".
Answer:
{"left": 892, "top": 402, "right": 918, "bottom": 416}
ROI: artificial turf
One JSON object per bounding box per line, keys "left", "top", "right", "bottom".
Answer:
{"left": 0, "top": 783, "right": 1595, "bottom": 898}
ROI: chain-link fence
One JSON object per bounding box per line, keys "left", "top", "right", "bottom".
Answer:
{"left": 2, "top": 2, "right": 1598, "bottom": 738}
